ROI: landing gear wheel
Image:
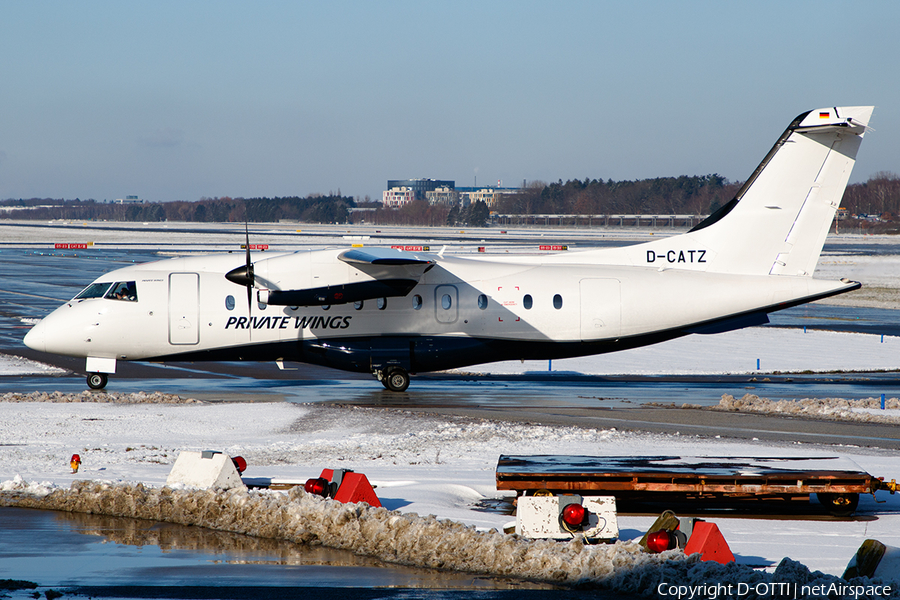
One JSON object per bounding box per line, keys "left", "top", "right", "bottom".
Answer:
{"left": 382, "top": 368, "right": 410, "bottom": 392}
{"left": 817, "top": 492, "right": 859, "bottom": 517}
{"left": 87, "top": 373, "right": 108, "bottom": 390}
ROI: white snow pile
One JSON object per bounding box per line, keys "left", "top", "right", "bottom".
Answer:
{"left": 0, "top": 390, "right": 199, "bottom": 403}
{"left": 0, "top": 353, "right": 66, "bottom": 376}
{"left": 715, "top": 394, "right": 900, "bottom": 424}
{"left": 1, "top": 480, "right": 893, "bottom": 597}
{"left": 0, "top": 474, "right": 54, "bottom": 497}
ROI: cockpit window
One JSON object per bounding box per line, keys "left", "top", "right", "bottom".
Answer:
{"left": 74, "top": 282, "right": 113, "bottom": 300}
{"left": 105, "top": 281, "right": 138, "bottom": 302}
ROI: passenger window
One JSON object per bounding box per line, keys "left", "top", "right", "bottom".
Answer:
{"left": 106, "top": 281, "right": 138, "bottom": 302}
{"left": 354, "top": 300, "right": 364, "bottom": 310}
{"left": 225, "top": 295, "right": 235, "bottom": 311}
{"left": 553, "top": 294, "right": 563, "bottom": 309}
{"left": 441, "top": 294, "right": 452, "bottom": 310}
{"left": 377, "top": 297, "right": 387, "bottom": 310}
{"left": 412, "top": 295, "right": 423, "bottom": 310}
{"left": 477, "top": 294, "right": 488, "bottom": 310}
{"left": 523, "top": 294, "right": 533, "bottom": 309}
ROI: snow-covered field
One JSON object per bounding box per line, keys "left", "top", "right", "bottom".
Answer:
{"left": 1, "top": 396, "right": 900, "bottom": 590}
{"left": 0, "top": 353, "right": 65, "bottom": 376}
{"left": 3, "top": 224, "right": 900, "bottom": 593}
{"left": 816, "top": 252, "right": 900, "bottom": 309}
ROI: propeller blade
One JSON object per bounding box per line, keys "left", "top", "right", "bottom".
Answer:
{"left": 225, "top": 223, "right": 256, "bottom": 287}
{"left": 224, "top": 220, "right": 256, "bottom": 330}
{"left": 244, "top": 222, "right": 252, "bottom": 280}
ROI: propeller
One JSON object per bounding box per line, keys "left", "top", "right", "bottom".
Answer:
{"left": 225, "top": 222, "right": 255, "bottom": 319}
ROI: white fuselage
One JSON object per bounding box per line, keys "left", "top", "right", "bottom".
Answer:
{"left": 22, "top": 105, "right": 874, "bottom": 389}
{"left": 24, "top": 247, "right": 850, "bottom": 369}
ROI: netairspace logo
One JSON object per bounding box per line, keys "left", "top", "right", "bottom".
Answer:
{"left": 656, "top": 581, "right": 893, "bottom": 599}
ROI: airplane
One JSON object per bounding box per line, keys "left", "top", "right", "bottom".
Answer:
{"left": 24, "top": 106, "right": 874, "bottom": 392}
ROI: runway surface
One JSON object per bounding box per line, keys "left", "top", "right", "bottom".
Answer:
{"left": 5, "top": 349, "right": 900, "bottom": 449}
{"left": 4, "top": 235, "right": 900, "bottom": 450}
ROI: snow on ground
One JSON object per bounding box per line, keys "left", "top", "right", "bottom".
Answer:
{"left": 816, "top": 251, "right": 900, "bottom": 309}
{"left": 4, "top": 227, "right": 900, "bottom": 590}
{"left": 715, "top": 394, "right": 900, "bottom": 424}
{"left": 1, "top": 398, "right": 899, "bottom": 583}
{"left": 451, "top": 327, "right": 900, "bottom": 376}
{"left": 0, "top": 353, "right": 65, "bottom": 376}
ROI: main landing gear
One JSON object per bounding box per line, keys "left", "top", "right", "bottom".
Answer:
{"left": 86, "top": 373, "right": 109, "bottom": 390}
{"left": 376, "top": 367, "right": 410, "bottom": 392}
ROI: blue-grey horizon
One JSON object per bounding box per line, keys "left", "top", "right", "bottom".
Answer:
{"left": 1, "top": 1, "right": 898, "bottom": 203}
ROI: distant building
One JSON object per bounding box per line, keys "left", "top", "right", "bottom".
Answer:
{"left": 114, "top": 195, "right": 144, "bottom": 205}
{"left": 456, "top": 187, "right": 521, "bottom": 208}
{"left": 425, "top": 186, "right": 459, "bottom": 206}
{"left": 382, "top": 179, "right": 520, "bottom": 209}
{"left": 386, "top": 179, "right": 455, "bottom": 202}
{"left": 383, "top": 187, "right": 416, "bottom": 208}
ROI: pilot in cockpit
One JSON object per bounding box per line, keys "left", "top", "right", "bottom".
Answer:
{"left": 110, "top": 282, "right": 137, "bottom": 302}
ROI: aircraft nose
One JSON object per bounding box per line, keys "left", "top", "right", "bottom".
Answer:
{"left": 23, "top": 319, "right": 46, "bottom": 352}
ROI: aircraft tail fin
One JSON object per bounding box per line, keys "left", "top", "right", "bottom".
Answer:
{"left": 648, "top": 107, "right": 873, "bottom": 276}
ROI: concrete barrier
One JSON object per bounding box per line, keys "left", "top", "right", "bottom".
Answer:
{"left": 165, "top": 450, "right": 246, "bottom": 490}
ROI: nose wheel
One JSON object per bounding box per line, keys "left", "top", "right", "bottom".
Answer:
{"left": 379, "top": 367, "right": 410, "bottom": 392}
{"left": 87, "top": 373, "right": 109, "bottom": 390}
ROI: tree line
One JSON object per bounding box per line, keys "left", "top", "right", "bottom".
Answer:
{"left": 361, "top": 200, "right": 491, "bottom": 227}
{"left": 493, "top": 174, "right": 740, "bottom": 216}
{"left": 3, "top": 172, "right": 899, "bottom": 230}
{"left": 0, "top": 195, "right": 356, "bottom": 224}
{"left": 840, "top": 172, "right": 900, "bottom": 220}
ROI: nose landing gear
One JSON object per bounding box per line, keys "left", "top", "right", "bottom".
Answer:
{"left": 87, "top": 373, "right": 109, "bottom": 390}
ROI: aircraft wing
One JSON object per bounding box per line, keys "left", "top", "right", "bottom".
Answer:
{"left": 338, "top": 247, "right": 435, "bottom": 275}
{"left": 265, "top": 248, "right": 436, "bottom": 307}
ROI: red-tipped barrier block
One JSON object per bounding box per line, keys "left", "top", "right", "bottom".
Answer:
{"left": 683, "top": 521, "right": 735, "bottom": 564}
{"left": 319, "top": 468, "right": 382, "bottom": 508}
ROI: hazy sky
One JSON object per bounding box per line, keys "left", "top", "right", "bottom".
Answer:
{"left": 2, "top": 1, "right": 898, "bottom": 203}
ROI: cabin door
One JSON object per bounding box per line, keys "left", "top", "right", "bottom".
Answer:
{"left": 579, "top": 278, "right": 621, "bottom": 341}
{"left": 169, "top": 272, "right": 200, "bottom": 345}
